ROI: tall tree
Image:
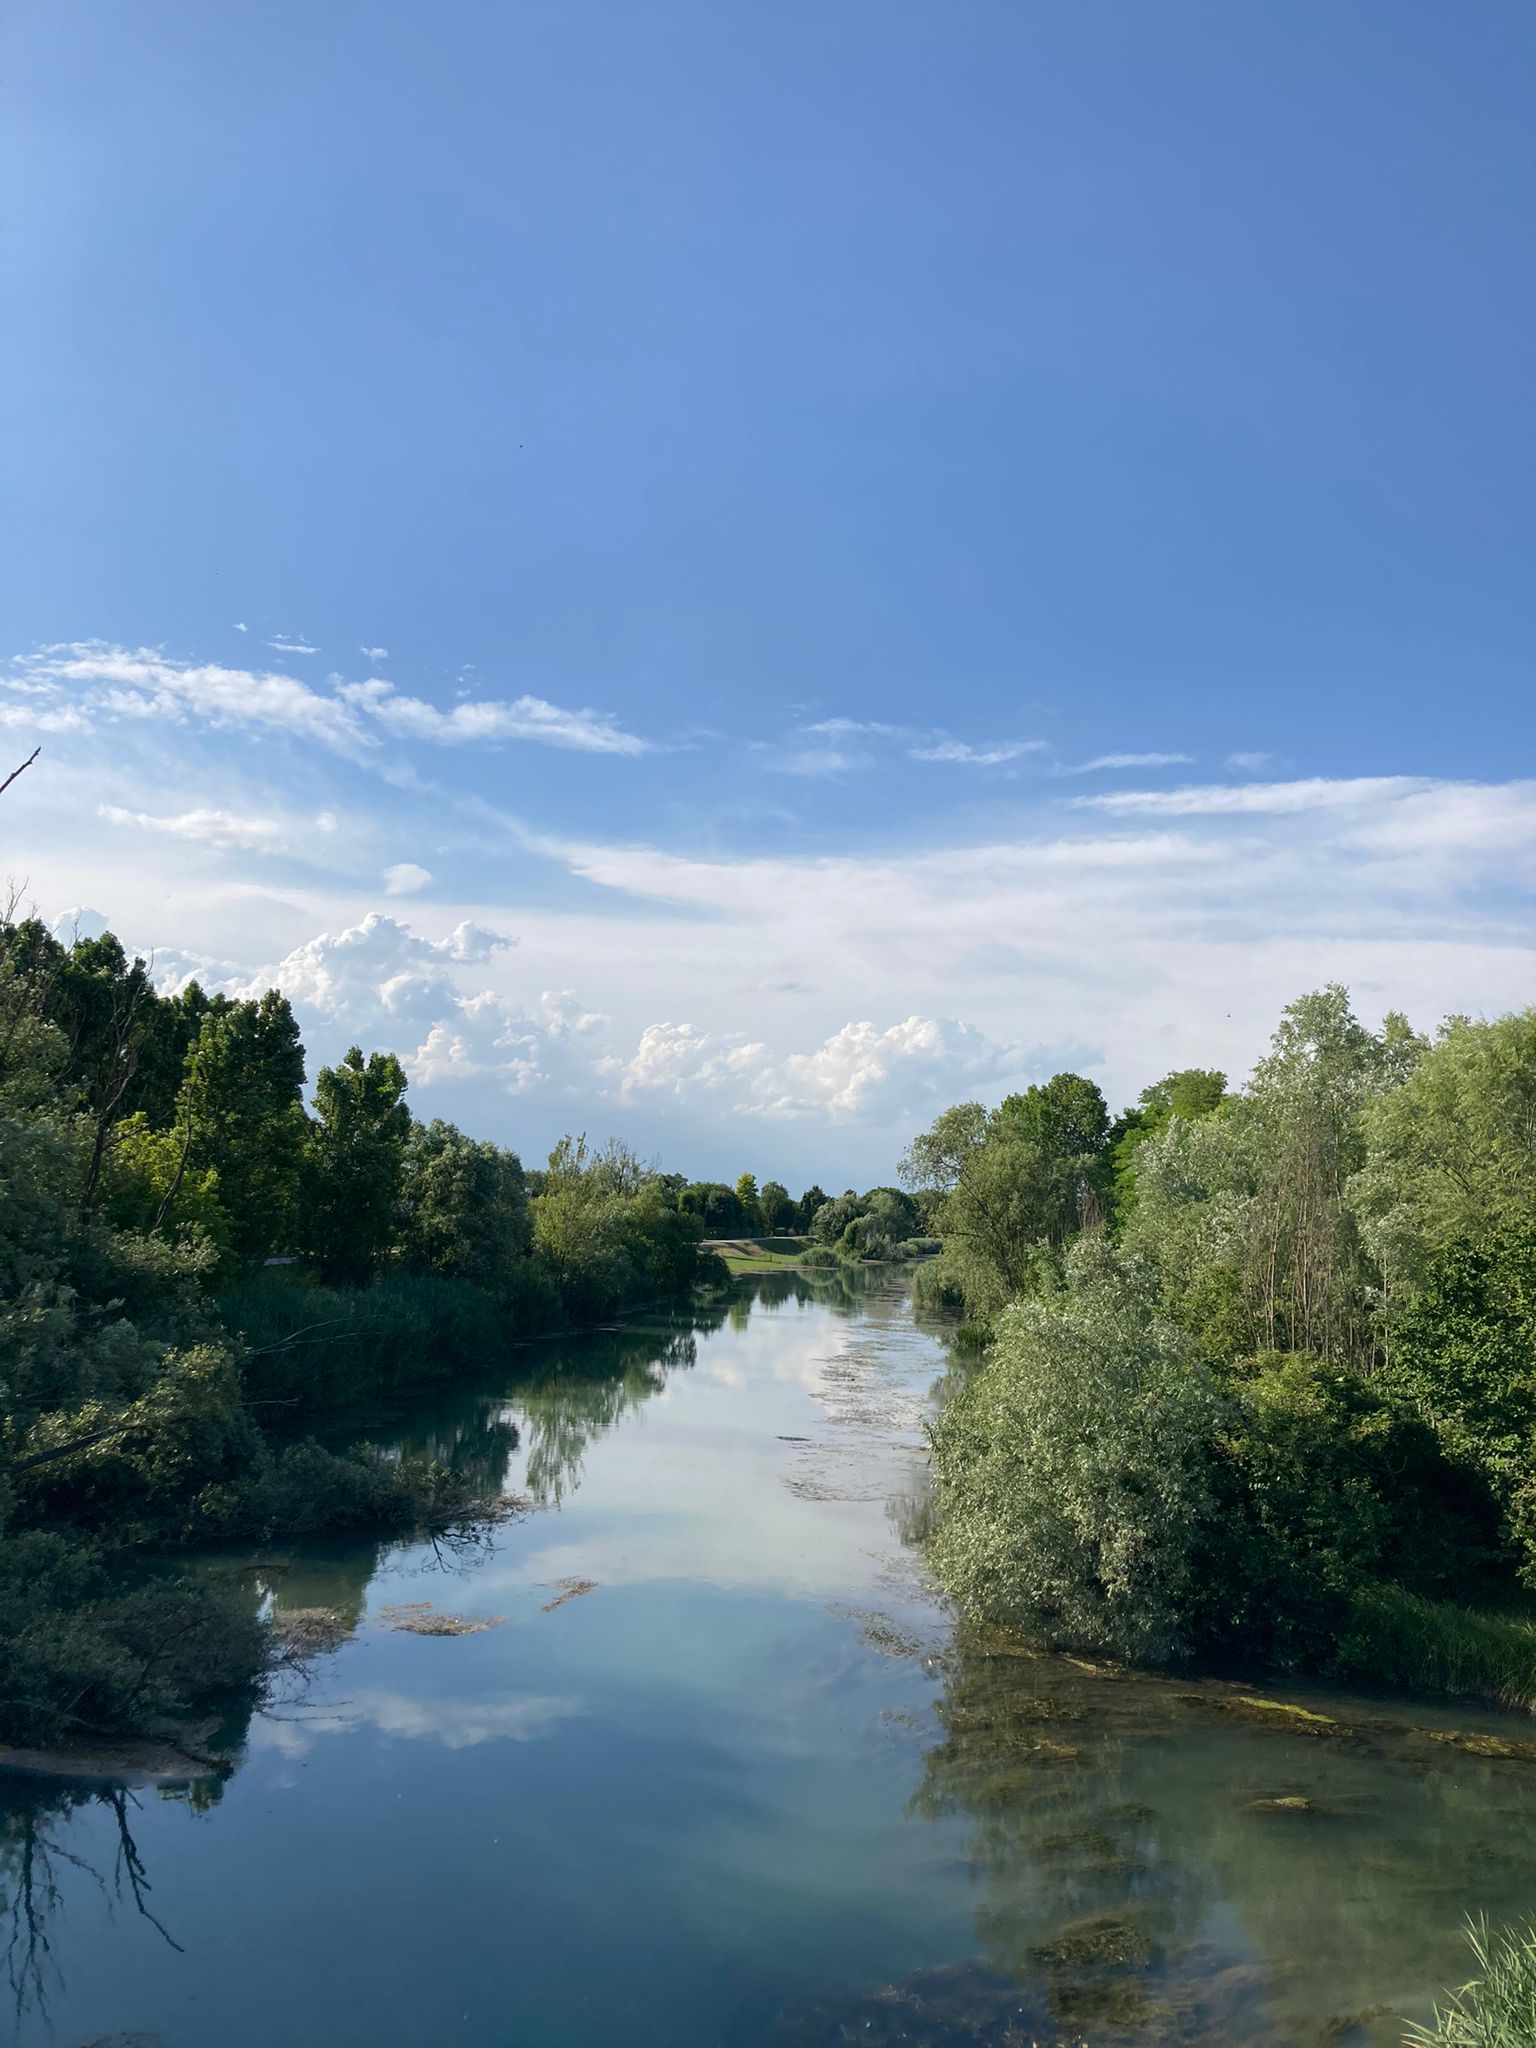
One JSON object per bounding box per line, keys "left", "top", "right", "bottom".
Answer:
{"left": 177, "top": 991, "right": 308, "bottom": 1260}
{"left": 305, "top": 1047, "right": 411, "bottom": 1284}
{"left": 397, "top": 1118, "right": 531, "bottom": 1290}
{"left": 758, "top": 1179, "right": 793, "bottom": 1234}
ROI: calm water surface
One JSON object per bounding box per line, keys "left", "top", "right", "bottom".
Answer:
{"left": 8, "top": 1271, "right": 1536, "bottom": 2046}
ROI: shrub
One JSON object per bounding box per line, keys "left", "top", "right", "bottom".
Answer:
{"left": 928, "top": 1244, "right": 1223, "bottom": 1664}
{"left": 0, "top": 1518, "right": 266, "bottom": 1748}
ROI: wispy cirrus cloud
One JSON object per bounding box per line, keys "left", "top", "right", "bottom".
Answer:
{"left": 1077, "top": 775, "right": 1428, "bottom": 816}
{"left": 338, "top": 677, "right": 651, "bottom": 755}
{"left": 789, "top": 718, "right": 1050, "bottom": 771}
{"left": 99, "top": 802, "right": 338, "bottom": 853}
{"left": 266, "top": 634, "right": 318, "bottom": 654}
{"left": 907, "top": 737, "right": 1050, "bottom": 766}
{"left": 1064, "top": 751, "right": 1193, "bottom": 774}
{"left": 3, "top": 643, "right": 652, "bottom": 761}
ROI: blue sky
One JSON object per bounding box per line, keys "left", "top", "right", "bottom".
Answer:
{"left": 2, "top": 1, "right": 1532, "bottom": 1185}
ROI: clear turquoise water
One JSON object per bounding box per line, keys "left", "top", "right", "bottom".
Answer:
{"left": 9, "top": 1270, "right": 1536, "bottom": 2047}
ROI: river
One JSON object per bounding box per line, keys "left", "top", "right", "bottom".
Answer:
{"left": 7, "top": 1269, "right": 1536, "bottom": 2046}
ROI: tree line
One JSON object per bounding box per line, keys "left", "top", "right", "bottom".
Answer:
{"left": 0, "top": 907, "right": 793, "bottom": 1750}
{"left": 909, "top": 988, "right": 1536, "bottom": 1702}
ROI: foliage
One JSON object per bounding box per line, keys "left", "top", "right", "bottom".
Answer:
{"left": 178, "top": 990, "right": 308, "bottom": 1259}
{"left": 304, "top": 1046, "right": 411, "bottom": 1284}
{"left": 0, "top": 1510, "right": 266, "bottom": 1748}
{"left": 0, "top": 894, "right": 754, "bottom": 1750}
{"left": 929, "top": 1243, "right": 1223, "bottom": 1664}
{"left": 396, "top": 1117, "right": 532, "bottom": 1290}
{"left": 921, "top": 990, "right": 1536, "bottom": 1699}
{"left": 1352, "top": 1011, "right": 1536, "bottom": 1299}
{"left": 1406, "top": 1917, "right": 1536, "bottom": 2048}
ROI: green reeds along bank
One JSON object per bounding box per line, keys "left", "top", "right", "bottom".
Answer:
{"left": 1343, "top": 1585, "right": 1536, "bottom": 1714}
{"left": 1406, "top": 1917, "right": 1536, "bottom": 2047}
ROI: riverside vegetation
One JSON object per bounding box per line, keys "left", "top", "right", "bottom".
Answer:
{"left": 0, "top": 904, "right": 855, "bottom": 1752}
{"left": 905, "top": 990, "right": 1536, "bottom": 1713}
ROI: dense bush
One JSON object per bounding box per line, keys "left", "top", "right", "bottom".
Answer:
{"left": 917, "top": 991, "right": 1536, "bottom": 1699}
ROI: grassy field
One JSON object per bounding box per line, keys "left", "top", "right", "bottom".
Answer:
{"left": 704, "top": 1236, "right": 816, "bottom": 1270}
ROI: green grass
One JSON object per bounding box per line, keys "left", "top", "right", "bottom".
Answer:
{"left": 707, "top": 1236, "right": 815, "bottom": 1270}
{"left": 1406, "top": 1917, "right": 1536, "bottom": 2045}
{"left": 1344, "top": 1584, "right": 1536, "bottom": 1712}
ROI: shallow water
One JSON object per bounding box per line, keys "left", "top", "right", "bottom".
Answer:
{"left": 8, "top": 1270, "right": 1536, "bottom": 2047}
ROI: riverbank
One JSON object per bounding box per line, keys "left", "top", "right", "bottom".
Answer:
{"left": 6, "top": 1271, "right": 1535, "bottom": 2048}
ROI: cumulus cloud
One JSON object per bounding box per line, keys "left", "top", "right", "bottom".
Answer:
{"left": 99, "top": 803, "right": 337, "bottom": 853}
{"left": 382, "top": 861, "right": 432, "bottom": 895}
{"left": 360, "top": 645, "right": 389, "bottom": 661}
{"left": 239, "top": 912, "right": 516, "bottom": 1037}
{"left": 613, "top": 1014, "right": 1017, "bottom": 1121}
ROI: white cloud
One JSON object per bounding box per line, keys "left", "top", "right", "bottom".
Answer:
{"left": 907, "top": 737, "right": 1049, "bottom": 766}
{"left": 765, "top": 745, "right": 868, "bottom": 779}
{"left": 1226, "top": 751, "right": 1274, "bottom": 772}
{"left": 612, "top": 1014, "right": 1018, "bottom": 1121}
{"left": 232, "top": 622, "right": 248, "bottom": 633}
{"left": 99, "top": 802, "right": 337, "bottom": 854}
{"left": 266, "top": 634, "right": 318, "bottom": 654}
{"left": 251, "top": 1690, "right": 579, "bottom": 1758}
{"left": 4, "top": 643, "right": 652, "bottom": 763}
{"left": 360, "top": 645, "right": 389, "bottom": 661}
{"left": 51, "top": 907, "right": 111, "bottom": 944}
{"left": 10, "top": 643, "right": 369, "bottom": 754}
{"left": 1079, "top": 775, "right": 1427, "bottom": 816}
{"left": 239, "top": 912, "right": 516, "bottom": 1035}
{"left": 382, "top": 861, "right": 432, "bottom": 895}
{"left": 800, "top": 718, "right": 909, "bottom": 739}
{"left": 338, "top": 676, "right": 649, "bottom": 755}
{"left": 1067, "top": 751, "right": 1193, "bottom": 773}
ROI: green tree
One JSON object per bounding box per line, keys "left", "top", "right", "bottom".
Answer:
{"left": 734, "top": 1172, "right": 762, "bottom": 1231}
{"left": 1350, "top": 1010, "right": 1536, "bottom": 1303}
{"left": 396, "top": 1118, "right": 532, "bottom": 1291}
{"left": 678, "top": 1181, "right": 746, "bottom": 1234}
{"left": 898, "top": 1101, "right": 988, "bottom": 1195}
{"left": 305, "top": 1047, "right": 411, "bottom": 1285}
{"left": 1108, "top": 1067, "right": 1226, "bottom": 1226}
{"left": 177, "top": 991, "right": 307, "bottom": 1260}
{"left": 795, "top": 1183, "right": 827, "bottom": 1230}
{"left": 758, "top": 1179, "right": 793, "bottom": 1233}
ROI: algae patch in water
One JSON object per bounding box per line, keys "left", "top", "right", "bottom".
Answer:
{"left": 1423, "top": 1728, "right": 1536, "bottom": 1761}
{"left": 379, "top": 1602, "right": 506, "bottom": 1636}
{"left": 541, "top": 1577, "right": 598, "bottom": 1613}
{"left": 271, "top": 1606, "right": 356, "bottom": 1655}
{"left": 1173, "top": 1691, "right": 1347, "bottom": 1738}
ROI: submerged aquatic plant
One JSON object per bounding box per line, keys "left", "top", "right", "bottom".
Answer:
{"left": 1406, "top": 1917, "right": 1536, "bottom": 2047}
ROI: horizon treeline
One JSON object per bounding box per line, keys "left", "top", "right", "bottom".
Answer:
{"left": 0, "top": 907, "right": 748, "bottom": 1751}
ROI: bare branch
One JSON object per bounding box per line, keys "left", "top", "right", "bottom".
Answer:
{"left": 0, "top": 748, "right": 39, "bottom": 799}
